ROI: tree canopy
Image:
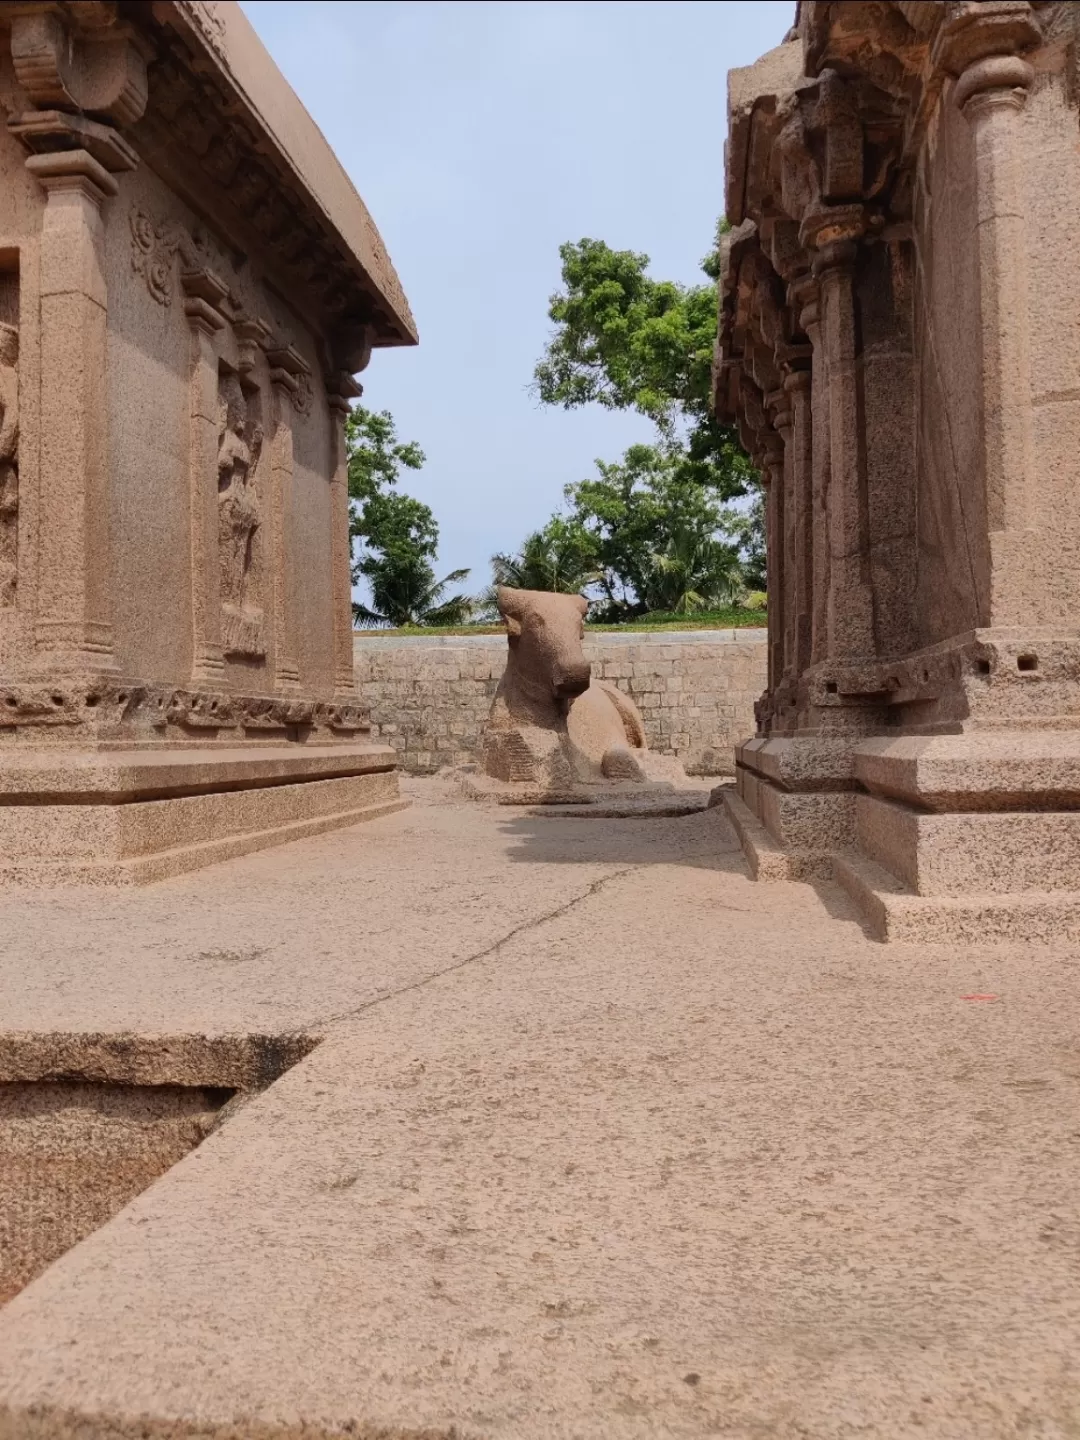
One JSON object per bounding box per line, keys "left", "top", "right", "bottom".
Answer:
{"left": 515, "top": 228, "right": 762, "bottom": 616}
{"left": 346, "top": 405, "right": 472, "bottom": 628}
{"left": 532, "top": 232, "right": 755, "bottom": 500}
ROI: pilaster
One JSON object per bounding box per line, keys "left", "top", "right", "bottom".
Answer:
{"left": 26, "top": 148, "right": 119, "bottom": 676}
{"left": 952, "top": 45, "right": 1037, "bottom": 625}
{"left": 782, "top": 362, "right": 813, "bottom": 680}
{"left": 181, "top": 272, "right": 229, "bottom": 685}
{"left": 806, "top": 217, "right": 875, "bottom": 662}
{"left": 766, "top": 387, "right": 795, "bottom": 695}
{"left": 267, "top": 362, "right": 301, "bottom": 695}
{"left": 327, "top": 372, "right": 363, "bottom": 700}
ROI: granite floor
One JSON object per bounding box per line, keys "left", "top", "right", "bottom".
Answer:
{"left": 0, "top": 777, "right": 1078, "bottom": 1438}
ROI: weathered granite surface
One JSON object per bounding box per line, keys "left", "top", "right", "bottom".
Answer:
{"left": 0, "top": 0, "right": 414, "bottom": 880}
{"left": 355, "top": 627, "right": 767, "bottom": 776}
{"left": 2, "top": 780, "right": 1080, "bottom": 1438}
{"left": 716, "top": 0, "right": 1080, "bottom": 938}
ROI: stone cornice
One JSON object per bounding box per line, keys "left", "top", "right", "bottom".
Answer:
{"left": 0, "top": 0, "right": 416, "bottom": 368}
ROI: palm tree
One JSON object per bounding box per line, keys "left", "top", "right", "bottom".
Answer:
{"left": 641, "top": 526, "right": 744, "bottom": 615}
{"left": 353, "top": 550, "right": 473, "bottom": 628}
{"left": 479, "top": 522, "right": 601, "bottom": 616}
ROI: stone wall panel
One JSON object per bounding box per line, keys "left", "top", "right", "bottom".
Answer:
{"left": 354, "top": 630, "right": 767, "bottom": 776}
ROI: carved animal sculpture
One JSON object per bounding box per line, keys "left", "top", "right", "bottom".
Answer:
{"left": 482, "top": 586, "right": 670, "bottom": 789}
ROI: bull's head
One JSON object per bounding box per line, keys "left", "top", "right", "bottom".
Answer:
{"left": 497, "top": 586, "right": 591, "bottom": 701}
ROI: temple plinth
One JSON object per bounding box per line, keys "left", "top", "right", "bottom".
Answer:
{"left": 0, "top": 1, "right": 416, "bottom": 881}
{"left": 717, "top": 1, "right": 1080, "bottom": 941}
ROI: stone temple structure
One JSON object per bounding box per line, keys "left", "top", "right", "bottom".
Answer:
{"left": 717, "top": 1, "right": 1080, "bottom": 940}
{"left": 0, "top": 0, "right": 415, "bottom": 881}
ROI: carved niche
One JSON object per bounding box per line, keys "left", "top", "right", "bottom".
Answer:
{"left": 217, "top": 369, "right": 266, "bottom": 658}
{"left": 0, "top": 323, "right": 18, "bottom": 607}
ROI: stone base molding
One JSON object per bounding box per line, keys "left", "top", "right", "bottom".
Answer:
{"left": 0, "top": 744, "right": 402, "bottom": 884}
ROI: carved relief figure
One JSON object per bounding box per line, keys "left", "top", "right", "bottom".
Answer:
{"left": 0, "top": 324, "right": 18, "bottom": 607}
{"left": 217, "top": 370, "right": 265, "bottom": 656}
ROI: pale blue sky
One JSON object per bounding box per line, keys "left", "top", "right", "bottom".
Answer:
{"left": 242, "top": 0, "right": 793, "bottom": 595}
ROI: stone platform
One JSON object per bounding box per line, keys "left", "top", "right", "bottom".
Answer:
{"left": 0, "top": 744, "right": 402, "bottom": 884}
{"left": 729, "top": 730, "right": 1080, "bottom": 941}
{"left": 1, "top": 777, "right": 1079, "bottom": 1438}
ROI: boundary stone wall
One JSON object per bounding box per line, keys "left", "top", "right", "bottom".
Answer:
{"left": 354, "top": 629, "right": 767, "bottom": 776}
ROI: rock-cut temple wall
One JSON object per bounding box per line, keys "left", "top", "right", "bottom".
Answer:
{"left": 716, "top": 0, "right": 1080, "bottom": 941}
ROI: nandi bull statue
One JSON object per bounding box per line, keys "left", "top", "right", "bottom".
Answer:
{"left": 471, "top": 586, "right": 693, "bottom": 805}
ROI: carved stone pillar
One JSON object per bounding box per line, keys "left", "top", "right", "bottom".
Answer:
{"left": 181, "top": 273, "right": 228, "bottom": 685}
{"left": 797, "top": 279, "right": 830, "bottom": 667}
{"left": 27, "top": 149, "right": 119, "bottom": 676}
{"left": 761, "top": 433, "right": 786, "bottom": 701}
{"left": 783, "top": 364, "right": 813, "bottom": 679}
{"left": 807, "top": 215, "right": 875, "bottom": 661}
{"left": 954, "top": 48, "right": 1037, "bottom": 621}
{"left": 767, "top": 388, "right": 795, "bottom": 692}
{"left": 267, "top": 363, "right": 301, "bottom": 694}
{"left": 327, "top": 372, "right": 362, "bottom": 700}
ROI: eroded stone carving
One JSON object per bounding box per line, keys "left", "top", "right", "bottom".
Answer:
{"left": 130, "top": 206, "right": 188, "bottom": 307}
{"left": 477, "top": 587, "right": 689, "bottom": 799}
{"left": 713, "top": 0, "right": 1080, "bottom": 940}
{"left": 292, "top": 370, "right": 313, "bottom": 417}
{"left": 9, "top": 4, "right": 148, "bottom": 128}
{"left": 131, "top": 207, "right": 242, "bottom": 315}
{"left": 217, "top": 371, "right": 265, "bottom": 658}
{"left": 0, "top": 324, "right": 18, "bottom": 607}
{"left": 0, "top": 680, "right": 370, "bottom": 739}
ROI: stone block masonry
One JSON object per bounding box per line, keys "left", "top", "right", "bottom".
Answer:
{"left": 354, "top": 629, "right": 767, "bottom": 776}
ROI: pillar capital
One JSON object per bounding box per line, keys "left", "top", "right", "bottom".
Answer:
{"left": 812, "top": 238, "right": 859, "bottom": 285}
{"left": 955, "top": 54, "right": 1034, "bottom": 117}
{"left": 25, "top": 147, "right": 118, "bottom": 204}
{"left": 766, "top": 388, "right": 792, "bottom": 436}
{"left": 326, "top": 371, "right": 363, "bottom": 420}
{"left": 9, "top": 2, "right": 149, "bottom": 128}
{"left": 800, "top": 204, "right": 866, "bottom": 257}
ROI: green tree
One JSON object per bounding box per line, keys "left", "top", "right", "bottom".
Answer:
{"left": 558, "top": 443, "right": 747, "bottom": 621}
{"left": 532, "top": 229, "right": 755, "bottom": 501}
{"left": 488, "top": 516, "right": 600, "bottom": 595}
{"left": 346, "top": 405, "right": 425, "bottom": 506}
{"left": 346, "top": 405, "right": 472, "bottom": 627}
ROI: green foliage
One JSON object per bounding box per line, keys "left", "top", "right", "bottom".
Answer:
{"left": 353, "top": 548, "right": 473, "bottom": 629}
{"left": 345, "top": 406, "right": 425, "bottom": 505}
{"left": 526, "top": 226, "right": 762, "bottom": 612}
{"left": 556, "top": 443, "right": 748, "bottom": 621}
{"left": 479, "top": 516, "right": 602, "bottom": 617}
{"left": 363, "top": 607, "right": 765, "bottom": 638}
{"left": 532, "top": 231, "right": 755, "bottom": 501}
{"left": 733, "top": 487, "right": 766, "bottom": 592}
{"left": 346, "top": 405, "right": 472, "bottom": 628}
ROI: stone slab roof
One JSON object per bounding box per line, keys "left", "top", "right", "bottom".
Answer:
{"left": 150, "top": 1, "right": 417, "bottom": 350}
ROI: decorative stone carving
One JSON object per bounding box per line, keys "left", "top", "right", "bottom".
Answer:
{"left": 713, "top": 0, "right": 1080, "bottom": 942}
{"left": 0, "top": 323, "right": 18, "bottom": 607}
{"left": 130, "top": 206, "right": 188, "bottom": 307}
{"left": 0, "top": 680, "right": 371, "bottom": 740}
{"left": 0, "top": 0, "right": 409, "bottom": 884}
{"left": 130, "top": 206, "right": 243, "bottom": 316}
{"left": 292, "top": 370, "right": 314, "bottom": 417}
{"left": 9, "top": 4, "right": 149, "bottom": 129}
{"left": 217, "top": 371, "right": 265, "bottom": 658}
{"left": 185, "top": 1, "right": 228, "bottom": 60}
{"left": 141, "top": 32, "right": 416, "bottom": 365}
